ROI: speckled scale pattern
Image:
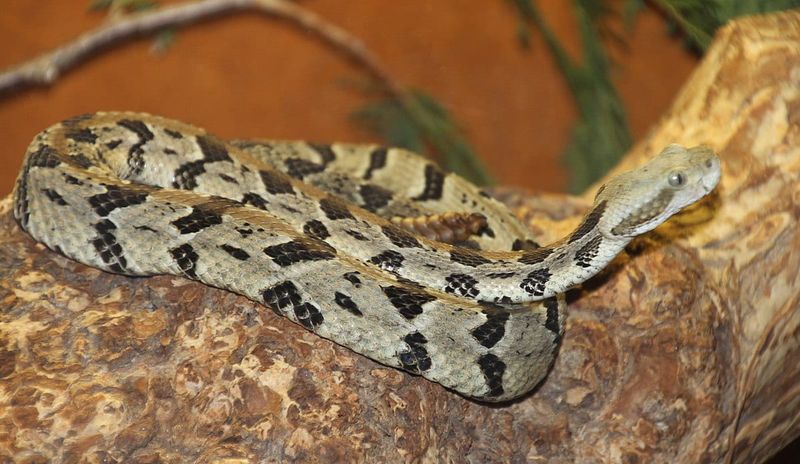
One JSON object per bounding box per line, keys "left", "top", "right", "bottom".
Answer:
{"left": 12, "top": 112, "right": 720, "bottom": 401}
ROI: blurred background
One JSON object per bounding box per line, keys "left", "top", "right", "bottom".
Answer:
{"left": 0, "top": 0, "right": 703, "bottom": 196}
{"left": 1, "top": 1, "right": 799, "bottom": 461}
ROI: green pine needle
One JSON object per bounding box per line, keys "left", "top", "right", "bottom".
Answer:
{"left": 151, "top": 29, "right": 176, "bottom": 55}
{"left": 89, "top": 0, "right": 157, "bottom": 12}
{"left": 632, "top": 0, "right": 800, "bottom": 52}
{"left": 353, "top": 90, "right": 494, "bottom": 186}
{"left": 510, "top": 0, "right": 632, "bottom": 193}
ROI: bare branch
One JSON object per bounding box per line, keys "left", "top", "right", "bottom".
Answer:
{"left": 0, "top": 0, "right": 404, "bottom": 97}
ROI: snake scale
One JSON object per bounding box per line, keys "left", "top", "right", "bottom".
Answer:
{"left": 12, "top": 112, "right": 721, "bottom": 401}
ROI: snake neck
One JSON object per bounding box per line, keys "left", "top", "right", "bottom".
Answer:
{"left": 510, "top": 226, "right": 631, "bottom": 302}
{"left": 443, "top": 200, "right": 633, "bottom": 304}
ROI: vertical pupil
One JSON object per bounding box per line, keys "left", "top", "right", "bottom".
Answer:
{"left": 669, "top": 173, "right": 684, "bottom": 186}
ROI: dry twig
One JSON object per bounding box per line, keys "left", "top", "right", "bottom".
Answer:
{"left": 0, "top": 0, "right": 404, "bottom": 97}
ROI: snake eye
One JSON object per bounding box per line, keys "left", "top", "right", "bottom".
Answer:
{"left": 668, "top": 171, "right": 686, "bottom": 187}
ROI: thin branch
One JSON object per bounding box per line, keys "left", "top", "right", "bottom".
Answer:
{"left": 0, "top": 0, "right": 405, "bottom": 97}
{"left": 0, "top": 0, "right": 491, "bottom": 183}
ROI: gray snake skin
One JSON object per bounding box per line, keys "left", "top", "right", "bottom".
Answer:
{"left": 12, "top": 112, "right": 721, "bottom": 401}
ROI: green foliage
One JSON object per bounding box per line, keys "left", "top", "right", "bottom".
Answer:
{"left": 352, "top": 90, "right": 494, "bottom": 186}
{"left": 89, "top": 0, "right": 157, "bottom": 12}
{"left": 507, "top": 0, "right": 536, "bottom": 47}
{"left": 85, "top": 0, "right": 799, "bottom": 194}
{"left": 151, "top": 29, "right": 176, "bottom": 55}
{"left": 511, "top": 0, "right": 799, "bottom": 192}
{"left": 631, "top": 0, "right": 800, "bottom": 52}
{"left": 510, "top": 0, "right": 632, "bottom": 193}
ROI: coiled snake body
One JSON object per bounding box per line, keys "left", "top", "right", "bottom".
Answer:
{"left": 13, "top": 113, "right": 721, "bottom": 401}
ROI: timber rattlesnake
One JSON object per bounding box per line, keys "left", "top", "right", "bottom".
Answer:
{"left": 13, "top": 112, "right": 721, "bottom": 401}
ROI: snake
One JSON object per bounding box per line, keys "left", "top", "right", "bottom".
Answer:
{"left": 12, "top": 112, "right": 721, "bottom": 402}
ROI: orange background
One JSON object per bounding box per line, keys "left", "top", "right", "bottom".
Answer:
{"left": 0, "top": 1, "right": 696, "bottom": 196}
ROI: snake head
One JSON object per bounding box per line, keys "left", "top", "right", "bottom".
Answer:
{"left": 595, "top": 144, "right": 721, "bottom": 238}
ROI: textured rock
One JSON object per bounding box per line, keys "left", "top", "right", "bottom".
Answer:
{"left": 2, "top": 10, "right": 800, "bottom": 463}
